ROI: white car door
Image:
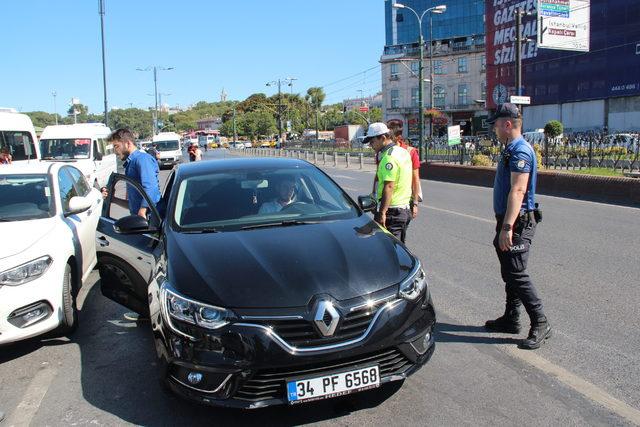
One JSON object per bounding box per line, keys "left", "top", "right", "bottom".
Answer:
{"left": 58, "top": 166, "right": 102, "bottom": 279}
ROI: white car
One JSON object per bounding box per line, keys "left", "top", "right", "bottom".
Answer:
{"left": 0, "top": 162, "right": 102, "bottom": 344}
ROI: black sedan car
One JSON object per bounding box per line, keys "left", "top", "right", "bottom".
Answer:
{"left": 97, "top": 157, "right": 435, "bottom": 409}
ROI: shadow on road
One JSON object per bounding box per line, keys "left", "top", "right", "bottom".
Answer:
{"left": 76, "top": 280, "right": 402, "bottom": 426}
{"left": 435, "top": 322, "right": 521, "bottom": 345}
{"left": 0, "top": 337, "right": 70, "bottom": 364}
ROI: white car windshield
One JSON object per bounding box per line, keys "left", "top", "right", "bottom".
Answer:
{"left": 155, "top": 140, "right": 179, "bottom": 151}
{"left": 40, "top": 138, "right": 91, "bottom": 160}
{"left": 173, "top": 165, "right": 359, "bottom": 231}
{"left": 0, "top": 174, "right": 54, "bottom": 221}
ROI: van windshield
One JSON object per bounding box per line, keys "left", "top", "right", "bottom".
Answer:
{"left": 0, "top": 131, "right": 37, "bottom": 161}
{"left": 155, "top": 140, "right": 179, "bottom": 151}
{"left": 40, "top": 138, "right": 91, "bottom": 160}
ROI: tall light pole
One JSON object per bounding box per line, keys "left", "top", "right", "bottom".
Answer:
{"left": 52, "top": 91, "right": 58, "bottom": 125}
{"left": 393, "top": 3, "right": 446, "bottom": 162}
{"left": 99, "top": 0, "right": 108, "bottom": 126}
{"left": 137, "top": 66, "right": 174, "bottom": 135}
{"left": 266, "top": 77, "right": 296, "bottom": 143}
{"left": 148, "top": 92, "right": 171, "bottom": 130}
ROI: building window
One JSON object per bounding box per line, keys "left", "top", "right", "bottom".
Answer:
{"left": 410, "top": 61, "right": 419, "bottom": 76}
{"left": 390, "top": 63, "right": 399, "bottom": 79}
{"left": 434, "top": 60, "right": 445, "bottom": 75}
{"left": 411, "top": 87, "right": 420, "bottom": 107}
{"left": 434, "top": 86, "right": 445, "bottom": 108}
{"left": 391, "top": 89, "right": 400, "bottom": 108}
{"left": 458, "top": 57, "right": 468, "bottom": 73}
{"left": 458, "top": 85, "right": 468, "bottom": 105}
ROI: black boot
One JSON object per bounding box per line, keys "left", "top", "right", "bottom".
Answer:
{"left": 519, "top": 318, "right": 552, "bottom": 349}
{"left": 485, "top": 307, "right": 521, "bottom": 334}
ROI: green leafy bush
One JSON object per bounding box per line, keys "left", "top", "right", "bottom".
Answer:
{"left": 472, "top": 154, "right": 492, "bottom": 167}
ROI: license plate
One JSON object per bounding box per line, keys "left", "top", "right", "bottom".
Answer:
{"left": 287, "top": 365, "right": 380, "bottom": 404}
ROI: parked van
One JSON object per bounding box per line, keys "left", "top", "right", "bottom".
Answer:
{"left": 40, "top": 123, "right": 116, "bottom": 188}
{"left": 152, "top": 132, "right": 183, "bottom": 168}
{"left": 0, "top": 108, "right": 41, "bottom": 163}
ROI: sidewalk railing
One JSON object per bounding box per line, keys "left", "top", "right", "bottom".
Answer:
{"left": 238, "top": 148, "right": 377, "bottom": 170}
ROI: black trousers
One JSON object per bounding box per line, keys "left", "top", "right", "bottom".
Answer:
{"left": 384, "top": 207, "right": 411, "bottom": 243}
{"left": 493, "top": 217, "right": 545, "bottom": 322}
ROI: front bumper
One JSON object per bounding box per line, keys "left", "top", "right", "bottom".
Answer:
{"left": 0, "top": 263, "right": 64, "bottom": 345}
{"left": 150, "top": 290, "right": 436, "bottom": 409}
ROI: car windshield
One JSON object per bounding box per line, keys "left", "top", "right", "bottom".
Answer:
{"left": 0, "top": 131, "right": 37, "bottom": 161}
{"left": 155, "top": 140, "right": 179, "bottom": 151}
{"left": 0, "top": 174, "right": 54, "bottom": 221}
{"left": 173, "top": 165, "right": 359, "bottom": 231}
{"left": 40, "top": 138, "right": 91, "bottom": 160}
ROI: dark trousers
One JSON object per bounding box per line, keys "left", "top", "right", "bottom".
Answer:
{"left": 493, "top": 217, "right": 545, "bottom": 323}
{"left": 385, "top": 207, "right": 411, "bottom": 243}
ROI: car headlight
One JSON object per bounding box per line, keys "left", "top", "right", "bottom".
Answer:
{"left": 399, "top": 263, "right": 427, "bottom": 301}
{"left": 161, "top": 283, "right": 234, "bottom": 330}
{"left": 0, "top": 256, "right": 53, "bottom": 287}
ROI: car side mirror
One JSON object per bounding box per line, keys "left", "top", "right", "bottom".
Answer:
{"left": 114, "top": 214, "right": 156, "bottom": 234}
{"left": 94, "top": 151, "right": 103, "bottom": 161}
{"left": 65, "top": 196, "right": 92, "bottom": 216}
{"left": 358, "top": 195, "right": 377, "bottom": 213}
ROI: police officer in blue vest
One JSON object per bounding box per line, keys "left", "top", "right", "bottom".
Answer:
{"left": 485, "top": 103, "right": 551, "bottom": 350}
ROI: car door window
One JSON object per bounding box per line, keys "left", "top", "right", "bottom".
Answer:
{"left": 58, "top": 169, "right": 79, "bottom": 212}
{"left": 65, "top": 166, "right": 91, "bottom": 197}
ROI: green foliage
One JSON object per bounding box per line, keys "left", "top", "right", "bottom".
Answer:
{"left": 25, "top": 111, "right": 59, "bottom": 128}
{"left": 471, "top": 154, "right": 492, "bottom": 166}
{"left": 544, "top": 120, "right": 563, "bottom": 138}
{"left": 532, "top": 144, "right": 543, "bottom": 167}
{"left": 109, "top": 108, "right": 153, "bottom": 139}
{"left": 306, "top": 87, "right": 326, "bottom": 111}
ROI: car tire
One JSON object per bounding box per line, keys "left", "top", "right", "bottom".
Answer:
{"left": 58, "top": 262, "right": 78, "bottom": 336}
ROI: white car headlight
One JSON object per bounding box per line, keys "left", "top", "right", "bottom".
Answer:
{"left": 161, "top": 283, "right": 234, "bottom": 330}
{"left": 0, "top": 256, "right": 53, "bottom": 286}
{"left": 399, "top": 263, "right": 428, "bottom": 301}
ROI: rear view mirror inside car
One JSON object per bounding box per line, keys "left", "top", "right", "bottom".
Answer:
{"left": 240, "top": 179, "right": 268, "bottom": 189}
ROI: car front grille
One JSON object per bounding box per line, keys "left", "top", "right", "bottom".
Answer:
{"left": 248, "top": 303, "right": 384, "bottom": 349}
{"left": 234, "top": 347, "right": 413, "bottom": 403}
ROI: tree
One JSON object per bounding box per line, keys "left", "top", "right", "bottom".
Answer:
{"left": 306, "top": 87, "right": 326, "bottom": 139}
{"left": 67, "top": 103, "right": 88, "bottom": 116}
{"left": 25, "top": 111, "right": 59, "bottom": 128}
{"left": 544, "top": 120, "right": 563, "bottom": 168}
{"left": 109, "top": 108, "right": 153, "bottom": 139}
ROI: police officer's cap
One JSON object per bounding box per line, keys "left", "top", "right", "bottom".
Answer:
{"left": 363, "top": 122, "right": 391, "bottom": 144}
{"left": 487, "top": 103, "right": 521, "bottom": 124}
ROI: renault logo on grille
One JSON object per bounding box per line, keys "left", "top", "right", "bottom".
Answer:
{"left": 313, "top": 300, "right": 340, "bottom": 337}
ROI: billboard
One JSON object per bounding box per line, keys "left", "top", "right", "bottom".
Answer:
{"left": 537, "top": 0, "right": 590, "bottom": 52}
{"left": 486, "top": 0, "right": 640, "bottom": 109}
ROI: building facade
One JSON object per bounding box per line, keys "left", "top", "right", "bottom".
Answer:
{"left": 486, "top": 0, "right": 640, "bottom": 132}
{"left": 381, "top": 0, "right": 488, "bottom": 138}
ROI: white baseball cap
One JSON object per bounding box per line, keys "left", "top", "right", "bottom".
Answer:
{"left": 363, "top": 122, "right": 390, "bottom": 143}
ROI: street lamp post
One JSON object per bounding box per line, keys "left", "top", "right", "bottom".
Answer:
{"left": 52, "top": 91, "right": 58, "bottom": 125}
{"left": 99, "top": 0, "right": 108, "bottom": 127}
{"left": 266, "top": 77, "right": 296, "bottom": 144}
{"left": 393, "top": 3, "right": 446, "bottom": 162}
{"left": 137, "top": 66, "right": 174, "bottom": 135}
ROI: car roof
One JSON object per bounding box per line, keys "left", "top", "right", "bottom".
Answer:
{"left": 0, "top": 161, "right": 60, "bottom": 175}
{"left": 0, "top": 111, "right": 36, "bottom": 132}
{"left": 174, "top": 157, "right": 314, "bottom": 179}
{"left": 41, "top": 123, "right": 111, "bottom": 140}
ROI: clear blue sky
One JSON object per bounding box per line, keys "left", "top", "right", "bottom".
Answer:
{"left": 1, "top": 0, "right": 385, "bottom": 114}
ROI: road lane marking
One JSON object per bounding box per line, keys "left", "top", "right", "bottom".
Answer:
{"left": 6, "top": 367, "right": 57, "bottom": 427}
{"left": 332, "top": 174, "right": 356, "bottom": 180}
{"left": 502, "top": 346, "right": 640, "bottom": 426}
{"left": 425, "top": 206, "right": 495, "bottom": 224}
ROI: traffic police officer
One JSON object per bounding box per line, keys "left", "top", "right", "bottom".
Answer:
{"left": 486, "top": 103, "right": 551, "bottom": 350}
{"left": 364, "top": 122, "right": 413, "bottom": 243}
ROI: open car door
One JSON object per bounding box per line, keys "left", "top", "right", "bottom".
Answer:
{"left": 96, "top": 173, "right": 162, "bottom": 316}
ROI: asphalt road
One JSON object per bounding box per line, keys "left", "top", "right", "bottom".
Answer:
{"left": 1, "top": 148, "right": 639, "bottom": 426}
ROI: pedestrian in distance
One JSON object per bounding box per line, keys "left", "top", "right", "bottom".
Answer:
{"left": 387, "top": 122, "right": 422, "bottom": 219}
{"left": 188, "top": 143, "right": 202, "bottom": 162}
{"left": 106, "top": 128, "right": 161, "bottom": 218}
{"left": 364, "top": 122, "right": 413, "bottom": 243}
{"left": 485, "top": 103, "right": 550, "bottom": 350}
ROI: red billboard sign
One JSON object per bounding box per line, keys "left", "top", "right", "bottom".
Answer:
{"left": 359, "top": 106, "right": 369, "bottom": 113}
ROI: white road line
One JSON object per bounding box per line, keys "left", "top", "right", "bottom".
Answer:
{"left": 332, "top": 174, "right": 356, "bottom": 180}
{"left": 5, "top": 367, "right": 57, "bottom": 427}
{"left": 502, "top": 346, "right": 640, "bottom": 426}
{"left": 425, "top": 205, "right": 495, "bottom": 224}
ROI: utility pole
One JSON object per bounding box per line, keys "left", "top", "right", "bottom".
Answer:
{"left": 99, "top": 0, "right": 108, "bottom": 126}
{"left": 515, "top": 7, "right": 523, "bottom": 96}
{"left": 232, "top": 105, "right": 237, "bottom": 142}
{"left": 137, "top": 66, "right": 174, "bottom": 135}
{"left": 52, "top": 91, "right": 58, "bottom": 125}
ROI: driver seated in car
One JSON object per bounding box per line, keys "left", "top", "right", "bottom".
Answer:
{"left": 258, "top": 177, "right": 296, "bottom": 214}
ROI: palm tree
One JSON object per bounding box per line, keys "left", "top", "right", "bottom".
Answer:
{"left": 307, "top": 87, "right": 325, "bottom": 140}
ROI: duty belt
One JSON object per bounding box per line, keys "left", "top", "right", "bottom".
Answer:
{"left": 495, "top": 211, "right": 535, "bottom": 223}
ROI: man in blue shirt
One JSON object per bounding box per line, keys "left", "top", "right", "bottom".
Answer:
{"left": 108, "top": 128, "right": 161, "bottom": 217}
{"left": 486, "top": 103, "right": 551, "bottom": 350}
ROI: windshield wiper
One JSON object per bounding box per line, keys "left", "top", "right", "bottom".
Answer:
{"left": 240, "top": 220, "right": 316, "bottom": 230}
{"left": 182, "top": 227, "right": 219, "bottom": 234}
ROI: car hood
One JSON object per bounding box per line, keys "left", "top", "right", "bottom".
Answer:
{"left": 0, "top": 218, "right": 56, "bottom": 260}
{"left": 165, "top": 216, "right": 415, "bottom": 308}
